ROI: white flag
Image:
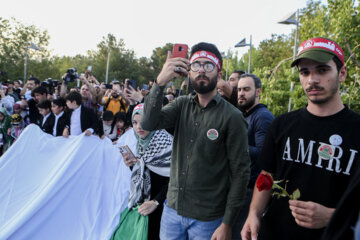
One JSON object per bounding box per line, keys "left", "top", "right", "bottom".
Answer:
{"left": 28, "top": 42, "right": 40, "bottom": 51}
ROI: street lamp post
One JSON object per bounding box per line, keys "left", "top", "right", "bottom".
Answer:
{"left": 24, "top": 41, "right": 41, "bottom": 82}
{"left": 278, "top": 9, "right": 299, "bottom": 112}
{"left": 24, "top": 41, "right": 29, "bottom": 81}
{"left": 105, "top": 48, "right": 111, "bottom": 84}
{"left": 221, "top": 52, "right": 229, "bottom": 80}
{"left": 234, "top": 35, "right": 252, "bottom": 73}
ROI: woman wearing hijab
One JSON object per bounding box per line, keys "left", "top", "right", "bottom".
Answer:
{"left": 112, "top": 103, "right": 172, "bottom": 240}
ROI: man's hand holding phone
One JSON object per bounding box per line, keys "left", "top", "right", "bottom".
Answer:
{"left": 156, "top": 44, "right": 189, "bottom": 87}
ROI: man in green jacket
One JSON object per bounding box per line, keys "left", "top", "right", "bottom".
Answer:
{"left": 141, "top": 42, "right": 250, "bottom": 240}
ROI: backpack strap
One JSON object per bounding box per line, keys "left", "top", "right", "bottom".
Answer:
{"left": 103, "top": 97, "right": 112, "bottom": 111}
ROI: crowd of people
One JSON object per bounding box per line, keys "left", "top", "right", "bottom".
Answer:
{"left": 0, "top": 73, "right": 151, "bottom": 155}
{"left": 0, "top": 37, "right": 359, "bottom": 240}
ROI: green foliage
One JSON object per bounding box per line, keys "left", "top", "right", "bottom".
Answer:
{"left": 0, "top": 17, "right": 50, "bottom": 81}
{"left": 224, "top": 0, "right": 360, "bottom": 115}
{"left": 150, "top": 43, "right": 173, "bottom": 77}
{"left": 300, "top": 0, "right": 360, "bottom": 113}
{"left": 2, "top": 0, "right": 360, "bottom": 116}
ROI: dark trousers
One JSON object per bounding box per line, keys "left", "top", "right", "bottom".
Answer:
{"left": 232, "top": 188, "right": 253, "bottom": 240}
{"left": 148, "top": 203, "right": 164, "bottom": 240}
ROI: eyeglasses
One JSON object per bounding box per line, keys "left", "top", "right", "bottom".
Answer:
{"left": 190, "top": 61, "right": 215, "bottom": 72}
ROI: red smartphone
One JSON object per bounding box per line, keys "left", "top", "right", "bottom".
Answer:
{"left": 172, "top": 44, "right": 188, "bottom": 59}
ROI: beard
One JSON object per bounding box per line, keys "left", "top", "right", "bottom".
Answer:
{"left": 190, "top": 74, "right": 218, "bottom": 94}
{"left": 305, "top": 76, "right": 339, "bottom": 104}
{"left": 112, "top": 93, "right": 119, "bottom": 98}
{"left": 238, "top": 94, "right": 256, "bottom": 112}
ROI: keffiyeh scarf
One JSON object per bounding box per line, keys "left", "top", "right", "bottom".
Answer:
{"left": 128, "top": 129, "right": 173, "bottom": 209}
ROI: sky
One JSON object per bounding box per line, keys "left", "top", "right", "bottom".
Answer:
{"left": 2, "top": 0, "right": 326, "bottom": 59}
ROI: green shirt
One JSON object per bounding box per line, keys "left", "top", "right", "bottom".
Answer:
{"left": 141, "top": 84, "right": 250, "bottom": 225}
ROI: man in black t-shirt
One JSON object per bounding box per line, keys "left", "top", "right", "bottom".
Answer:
{"left": 241, "top": 38, "right": 360, "bottom": 240}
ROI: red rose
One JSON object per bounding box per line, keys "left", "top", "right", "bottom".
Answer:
{"left": 256, "top": 173, "right": 273, "bottom": 191}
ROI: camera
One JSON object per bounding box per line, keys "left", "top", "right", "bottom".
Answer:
{"left": 41, "top": 78, "right": 61, "bottom": 95}
{"left": 62, "top": 68, "right": 79, "bottom": 83}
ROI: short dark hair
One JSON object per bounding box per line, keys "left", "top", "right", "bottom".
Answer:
{"left": 239, "top": 73, "right": 262, "bottom": 89}
{"left": 114, "top": 111, "right": 129, "bottom": 128}
{"left": 115, "top": 111, "right": 126, "bottom": 122}
{"left": 37, "top": 99, "right": 52, "bottom": 110}
{"left": 28, "top": 77, "right": 40, "bottom": 85}
{"left": 52, "top": 97, "right": 66, "bottom": 107}
{"left": 232, "top": 70, "right": 246, "bottom": 77}
{"left": 190, "top": 42, "right": 223, "bottom": 71}
{"left": 102, "top": 111, "right": 114, "bottom": 121}
{"left": 333, "top": 56, "right": 343, "bottom": 72}
{"left": 65, "top": 91, "right": 82, "bottom": 105}
{"left": 31, "top": 86, "right": 47, "bottom": 97}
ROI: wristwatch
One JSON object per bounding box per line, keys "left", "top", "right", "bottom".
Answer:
{"left": 153, "top": 200, "right": 159, "bottom": 206}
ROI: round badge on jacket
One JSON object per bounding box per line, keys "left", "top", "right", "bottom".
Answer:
{"left": 207, "top": 129, "right": 219, "bottom": 141}
{"left": 318, "top": 144, "right": 335, "bottom": 160}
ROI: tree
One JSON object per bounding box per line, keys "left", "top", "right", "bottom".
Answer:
{"left": 0, "top": 17, "right": 50, "bottom": 81}
{"left": 299, "top": 0, "right": 360, "bottom": 112}
{"left": 150, "top": 43, "right": 173, "bottom": 77}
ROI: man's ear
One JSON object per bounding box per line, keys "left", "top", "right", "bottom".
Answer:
{"left": 217, "top": 71, "right": 223, "bottom": 81}
{"left": 256, "top": 88, "right": 262, "bottom": 97}
{"left": 338, "top": 65, "right": 347, "bottom": 83}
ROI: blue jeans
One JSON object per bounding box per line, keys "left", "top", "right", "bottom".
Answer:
{"left": 160, "top": 202, "right": 223, "bottom": 240}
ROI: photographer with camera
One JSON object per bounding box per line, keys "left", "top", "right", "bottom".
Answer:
{"left": 100, "top": 81, "right": 128, "bottom": 116}
{"left": 41, "top": 78, "right": 61, "bottom": 101}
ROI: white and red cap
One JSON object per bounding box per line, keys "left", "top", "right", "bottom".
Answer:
{"left": 291, "top": 37, "right": 344, "bottom": 67}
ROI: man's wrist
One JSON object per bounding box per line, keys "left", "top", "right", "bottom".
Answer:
{"left": 220, "top": 222, "right": 232, "bottom": 230}
{"left": 155, "top": 77, "right": 168, "bottom": 87}
{"left": 248, "top": 209, "right": 263, "bottom": 219}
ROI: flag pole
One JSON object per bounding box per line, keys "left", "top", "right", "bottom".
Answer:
{"left": 24, "top": 40, "right": 29, "bottom": 81}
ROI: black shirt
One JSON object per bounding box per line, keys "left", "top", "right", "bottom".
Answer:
{"left": 259, "top": 106, "right": 360, "bottom": 240}
{"left": 27, "top": 99, "right": 41, "bottom": 125}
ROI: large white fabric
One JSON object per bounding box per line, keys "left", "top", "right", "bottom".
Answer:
{"left": 0, "top": 124, "right": 137, "bottom": 240}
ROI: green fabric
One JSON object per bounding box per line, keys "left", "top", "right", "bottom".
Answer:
{"left": 141, "top": 83, "right": 251, "bottom": 226}
{"left": 110, "top": 207, "right": 148, "bottom": 240}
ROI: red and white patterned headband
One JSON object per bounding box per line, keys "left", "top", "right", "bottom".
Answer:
{"left": 189, "top": 51, "right": 222, "bottom": 71}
